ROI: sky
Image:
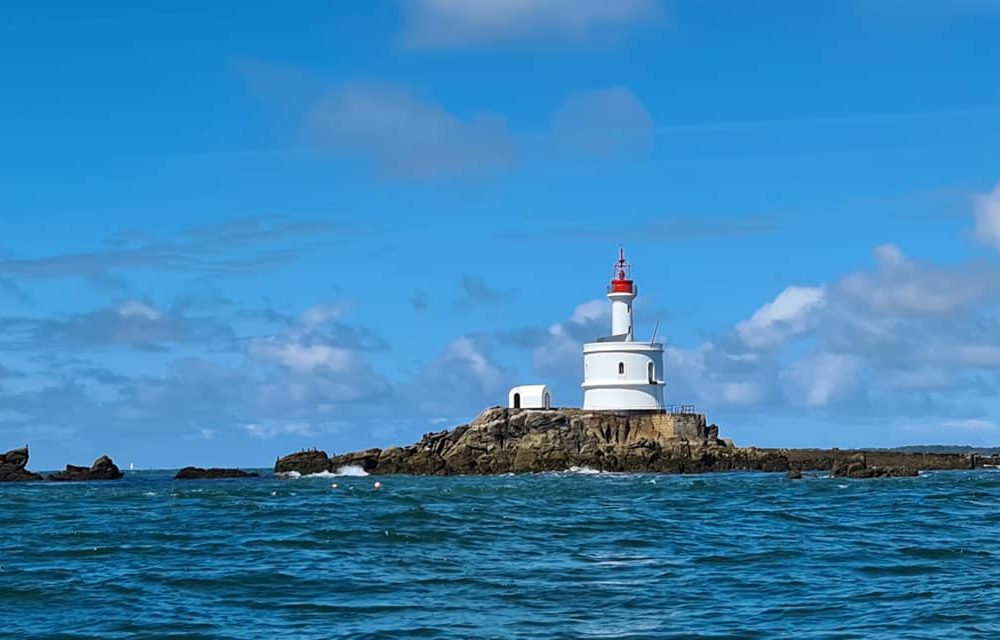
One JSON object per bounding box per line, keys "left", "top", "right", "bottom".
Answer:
{"left": 3, "top": 0, "right": 1000, "bottom": 469}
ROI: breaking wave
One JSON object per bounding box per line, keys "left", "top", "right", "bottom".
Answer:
{"left": 276, "top": 466, "right": 368, "bottom": 478}
{"left": 566, "top": 465, "right": 603, "bottom": 475}
{"left": 333, "top": 465, "right": 369, "bottom": 477}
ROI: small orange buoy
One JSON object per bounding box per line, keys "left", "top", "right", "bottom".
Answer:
{"left": 374, "top": 481, "right": 382, "bottom": 490}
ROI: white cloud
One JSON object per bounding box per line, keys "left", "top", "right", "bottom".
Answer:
{"left": 117, "top": 300, "right": 161, "bottom": 320}
{"left": 974, "top": 181, "right": 1000, "bottom": 252}
{"left": 309, "top": 84, "right": 516, "bottom": 179}
{"left": 300, "top": 303, "right": 349, "bottom": 330}
{"left": 839, "top": 243, "right": 999, "bottom": 314}
{"left": 736, "top": 285, "right": 826, "bottom": 348}
{"left": 405, "top": 335, "right": 511, "bottom": 416}
{"left": 902, "top": 418, "right": 999, "bottom": 435}
{"left": 401, "top": 0, "right": 663, "bottom": 49}
{"left": 873, "top": 242, "right": 905, "bottom": 266}
{"left": 955, "top": 344, "right": 1000, "bottom": 367}
{"left": 243, "top": 422, "right": 317, "bottom": 439}
{"left": 720, "top": 381, "right": 763, "bottom": 405}
{"left": 570, "top": 299, "right": 608, "bottom": 324}
{"left": 883, "top": 367, "right": 951, "bottom": 391}
{"left": 249, "top": 340, "right": 356, "bottom": 373}
{"left": 552, "top": 86, "right": 654, "bottom": 159}
{"left": 942, "top": 418, "right": 998, "bottom": 432}
{"left": 442, "top": 337, "right": 506, "bottom": 391}
{"left": 533, "top": 299, "right": 608, "bottom": 375}
{"left": 783, "top": 352, "right": 860, "bottom": 408}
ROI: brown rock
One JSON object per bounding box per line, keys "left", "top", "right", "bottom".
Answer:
{"left": 0, "top": 447, "right": 43, "bottom": 482}
{"left": 277, "top": 408, "right": 788, "bottom": 476}
{"left": 48, "top": 455, "right": 124, "bottom": 481}
{"left": 174, "top": 467, "right": 260, "bottom": 480}
{"left": 274, "top": 449, "right": 330, "bottom": 475}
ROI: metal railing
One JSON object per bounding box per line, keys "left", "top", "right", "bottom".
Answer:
{"left": 665, "top": 404, "right": 697, "bottom": 415}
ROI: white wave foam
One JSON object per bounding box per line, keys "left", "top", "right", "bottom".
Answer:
{"left": 276, "top": 466, "right": 368, "bottom": 478}
{"left": 304, "top": 470, "right": 338, "bottom": 478}
{"left": 567, "top": 465, "right": 603, "bottom": 475}
{"left": 333, "top": 465, "right": 369, "bottom": 477}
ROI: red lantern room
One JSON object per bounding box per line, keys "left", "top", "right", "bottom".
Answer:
{"left": 610, "top": 247, "right": 634, "bottom": 293}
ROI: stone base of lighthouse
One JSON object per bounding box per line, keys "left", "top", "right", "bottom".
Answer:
{"left": 582, "top": 341, "right": 665, "bottom": 411}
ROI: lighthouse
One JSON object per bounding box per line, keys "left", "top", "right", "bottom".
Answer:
{"left": 581, "top": 249, "right": 665, "bottom": 411}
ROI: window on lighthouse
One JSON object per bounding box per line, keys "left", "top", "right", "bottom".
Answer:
{"left": 618, "top": 362, "right": 625, "bottom": 376}
{"left": 648, "top": 362, "right": 655, "bottom": 384}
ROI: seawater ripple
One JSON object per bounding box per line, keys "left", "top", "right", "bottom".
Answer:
{"left": 2, "top": 471, "right": 1000, "bottom": 639}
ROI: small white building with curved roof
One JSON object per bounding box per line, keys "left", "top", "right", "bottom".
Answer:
{"left": 508, "top": 385, "right": 552, "bottom": 410}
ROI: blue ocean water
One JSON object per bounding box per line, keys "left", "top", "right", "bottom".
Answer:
{"left": 2, "top": 469, "right": 1000, "bottom": 639}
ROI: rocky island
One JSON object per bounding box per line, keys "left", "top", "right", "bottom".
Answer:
{"left": 174, "top": 467, "right": 260, "bottom": 480}
{"left": 275, "top": 407, "right": 1000, "bottom": 478}
{"left": 48, "top": 455, "right": 124, "bottom": 481}
{"left": 0, "top": 447, "right": 44, "bottom": 482}
{"left": 0, "top": 448, "right": 124, "bottom": 482}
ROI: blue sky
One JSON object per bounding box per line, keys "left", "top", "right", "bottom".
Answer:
{"left": 3, "top": 0, "right": 1000, "bottom": 469}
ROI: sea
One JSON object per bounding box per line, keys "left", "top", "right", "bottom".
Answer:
{"left": 2, "top": 468, "right": 1000, "bottom": 639}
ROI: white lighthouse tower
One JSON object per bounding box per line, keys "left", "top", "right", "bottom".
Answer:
{"left": 582, "top": 249, "right": 665, "bottom": 411}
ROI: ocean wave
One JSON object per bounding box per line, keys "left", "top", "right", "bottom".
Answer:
{"left": 333, "top": 465, "right": 369, "bottom": 477}
{"left": 276, "top": 466, "right": 369, "bottom": 479}
{"left": 566, "top": 466, "right": 603, "bottom": 475}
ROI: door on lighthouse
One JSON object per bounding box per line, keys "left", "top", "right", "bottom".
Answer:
{"left": 513, "top": 393, "right": 521, "bottom": 409}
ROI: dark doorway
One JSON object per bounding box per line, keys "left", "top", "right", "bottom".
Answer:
{"left": 513, "top": 393, "right": 521, "bottom": 409}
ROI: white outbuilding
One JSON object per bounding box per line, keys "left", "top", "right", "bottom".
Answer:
{"left": 508, "top": 385, "right": 552, "bottom": 410}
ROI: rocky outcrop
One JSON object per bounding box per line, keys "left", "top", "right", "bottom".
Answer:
{"left": 174, "top": 467, "right": 260, "bottom": 480}
{"left": 274, "top": 449, "right": 330, "bottom": 476}
{"left": 0, "top": 447, "right": 43, "bottom": 482}
{"left": 276, "top": 408, "right": 788, "bottom": 476}
{"left": 48, "top": 455, "right": 124, "bottom": 481}
{"left": 828, "top": 453, "right": 918, "bottom": 479}
{"left": 781, "top": 449, "right": 980, "bottom": 476}
{"left": 275, "top": 408, "right": 1000, "bottom": 478}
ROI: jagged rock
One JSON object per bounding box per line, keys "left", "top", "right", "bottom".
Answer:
{"left": 48, "top": 455, "right": 124, "bottom": 481}
{"left": 274, "top": 449, "right": 330, "bottom": 475}
{"left": 787, "top": 468, "right": 803, "bottom": 480}
{"left": 276, "top": 408, "right": 998, "bottom": 477}
{"left": 0, "top": 447, "right": 43, "bottom": 482}
{"left": 829, "top": 453, "right": 918, "bottom": 478}
{"left": 329, "top": 448, "right": 381, "bottom": 473}
{"left": 784, "top": 448, "right": 974, "bottom": 474}
{"left": 174, "top": 467, "right": 260, "bottom": 480}
{"left": 276, "top": 408, "right": 789, "bottom": 476}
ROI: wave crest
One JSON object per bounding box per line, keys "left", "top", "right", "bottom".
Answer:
{"left": 276, "top": 466, "right": 369, "bottom": 478}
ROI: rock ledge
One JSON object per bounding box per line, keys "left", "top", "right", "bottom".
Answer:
{"left": 174, "top": 467, "right": 260, "bottom": 480}
{"left": 275, "top": 407, "right": 1000, "bottom": 478}
{"left": 276, "top": 407, "right": 784, "bottom": 476}
{"left": 0, "top": 447, "right": 43, "bottom": 482}
{"left": 48, "top": 455, "right": 124, "bottom": 481}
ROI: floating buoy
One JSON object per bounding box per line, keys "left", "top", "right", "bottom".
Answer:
{"left": 330, "top": 483, "right": 338, "bottom": 489}
{"left": 373, "top": 481, "right": 382, "bottom": 490}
